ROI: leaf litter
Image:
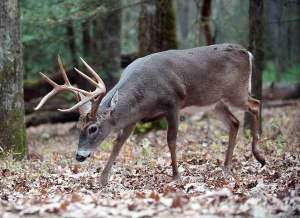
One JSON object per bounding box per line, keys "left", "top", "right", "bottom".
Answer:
{"left": 1, "top": 101, "right": 300, "bottom": 218}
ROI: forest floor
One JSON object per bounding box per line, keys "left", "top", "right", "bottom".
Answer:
{"left": 1, "top": 100, "right": 299, "bottom": 218}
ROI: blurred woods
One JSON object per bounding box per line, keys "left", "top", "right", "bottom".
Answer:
{"left": 20, "top": 0, "right": 300, "bottom": 127}
{"left": 1, "top": 0, "right": 300, "bottom": 156}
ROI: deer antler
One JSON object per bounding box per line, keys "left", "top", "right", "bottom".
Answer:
{"left": 35, "top": 56, "right": 106, "bottom": 117}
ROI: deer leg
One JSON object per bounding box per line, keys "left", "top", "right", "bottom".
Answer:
{"left": 99, "top": 124, "right": 135, "bottom": 186}
{"left": 215, "top": 101, "right": 240, "bottom": 177}
{"left": 166, "top": 108, "right": 180, "bottom": 180}
{"left": 247, "top": 96, "right": 266, "bottom": 166}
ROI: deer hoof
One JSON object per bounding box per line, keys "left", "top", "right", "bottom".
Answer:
{"left": 99, "top": 176, "right": 108, "bottom": 187}
{"left": 172, "top": 174, "right": 181, "bottom": 181}
{"left": 222, "top": 166, "right": 233, "bottom": 179}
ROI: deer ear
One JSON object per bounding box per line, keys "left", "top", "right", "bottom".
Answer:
{"left": 78, "top": 93, "right": 92, "bottom": 116}
{"left": 102, "top": 90, "right": 118, "bottom": 119}
{"left": 110, "top": 90, "right": 118, "bottom": 110}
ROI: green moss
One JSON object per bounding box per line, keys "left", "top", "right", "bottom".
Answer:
{"left": 134, "top": 118, "right": 167, "bottom": 135}
{"left": 10, "top": 109, "right": 27, "bottom": 160}
{"left": 0, "top": 61, "right": 27, "bottom": 160}
{"left": 0, "top": 102, "right": 27, "bottom": 160}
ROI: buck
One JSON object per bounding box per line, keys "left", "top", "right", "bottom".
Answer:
{"left": 35, "top": 43, "right": 265, "bottom": 186}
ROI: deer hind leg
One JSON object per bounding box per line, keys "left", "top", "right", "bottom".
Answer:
{"left": 215, "top": 101, "right": 240, "bottom": 177}
{"left": 247, "top": 96, "right": 266, "bottom": 166}
{"left": 99, "top": 124, "right": 136, "bottom": 186}
{"left": 166, "top": 107, "right": 180, "bottom": 180}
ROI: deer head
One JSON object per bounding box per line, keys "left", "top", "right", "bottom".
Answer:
{"left": 35, "top": 56, "right": 117, "bottom": 162}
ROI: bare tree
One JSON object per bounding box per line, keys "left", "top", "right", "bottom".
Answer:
{"left": 66, "top": 21, "right": 78, "bottom": 66}
{"left": 176, "top": 0, "right": 191, "bottom": 47}
{"left": 138, "top": 0, "right": 157, "bottom": 56}
{"left": 138, "top": 0, "right": 177, "bottom": 56}
{"left": 155, "top": 0, "right": 178, "bottom": 51}
{"left": 194, "top": 0, "right": 214, "bottom": 46}
{"left": 0, "top": 0, "right": 26, "bottom": 158}
{"left": 244, "top": 0, "right": 264, "bottom": 132}
{"left": 94, "top": 0, "right": 122, "bottom": 89}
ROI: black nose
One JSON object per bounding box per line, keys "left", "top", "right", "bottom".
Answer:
{"left": 76, "top": 154, "right": 87, "bottom": 162}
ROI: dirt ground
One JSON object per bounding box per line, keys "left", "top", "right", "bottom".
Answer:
{"left": 1, "top": 101, "right": 299, "bottom": 218}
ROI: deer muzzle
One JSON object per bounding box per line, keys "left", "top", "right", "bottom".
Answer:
{"left": 76, "top": 150, "right": 91, "bottom": 162}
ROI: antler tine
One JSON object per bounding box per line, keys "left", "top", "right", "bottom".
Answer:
{"left": 79, "top": 57, "right": 106, "bottom": 91}
{"left": 34, "top": 89, "right": 57, "bottom": 110}
{"left": 40, "top": 72, "right": 59, "bottom": 87}
{"left": 74, "top": 67, "right": 101, "bottom": 88}
{"left": 41, "top": 70, "right": 91, "bottom": 95}
{"left": 57, "top": 55, "right": 71, "bottom": 85}
{"left": 35, "top": 56, "right": 107, "bottom": 115}
{"left": 34, "top": 71, "right": 92, "bottom": 112}
{"left": 58, "top": 89, "right": 104, "bottom": 112}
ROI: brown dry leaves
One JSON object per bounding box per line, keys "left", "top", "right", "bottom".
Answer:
{"left": 1, "top": 102, "right": 300, "bottom": 218}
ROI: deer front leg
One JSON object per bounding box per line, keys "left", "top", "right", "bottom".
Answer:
{"left": 215, "top": 101, "right": 239, "bottom": 177}
{"left": 99, "top": 124, "right": 135, "bottom": 186}
{"left": 166, "top": 108, "right": 180, "bottom": 180}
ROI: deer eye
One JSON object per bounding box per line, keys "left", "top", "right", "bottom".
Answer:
{"left": 88, "top": 125, "right": 98, "bottom": 135}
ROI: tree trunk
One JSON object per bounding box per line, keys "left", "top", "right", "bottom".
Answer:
{"left": 244, "top": 0, "right": 264, "bottom": 133}
{"left": 138, "top": 0, "right": 157, "bottom": 56}
{"left": 66, "top": 21, "right": 77, "bottom": 66}
{"left": 194, "top": 0, "right": 214, "bottom": 46}
{"left": 94, "top": 0, "right": 122, "bottom": 89}
{"left": 82, "top": 21, "right": 92, "bottom": 58}
{"left": 138, "top": 0, "right": 178, "bottom": 56}
{"left": 176, "top": 0, "right": 191, "bottom": 47}
{"left": 0, "top": 0, "right": 26, "bottom": 158}
{"left": 201, "top": 0, "right": 214, "bottom": 45}
{"left": 80, "top": 20, "right": 93, "bottom": 89}
{"left": 264, "top": 0, "right": 300, "bottom": 77}
{"left": 264, "top": 0, "right": 283, "bottom": 80}
{"left": 155, "top": 0, "right": 178, "bottom": 51}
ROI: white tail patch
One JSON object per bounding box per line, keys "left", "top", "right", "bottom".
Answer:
{"left": 247, "top": 51, "right": 253, "bottom": 94}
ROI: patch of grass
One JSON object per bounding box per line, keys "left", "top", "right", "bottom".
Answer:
{"left": 134, "top": 119, "right": 168, "bottom": 135}
{"left": 99, "top": 140, "right": 113, "bottom": 152}
{"left": 263, "top": 63, "right": 300, "bottom": 83}
{"left": 263, "top": 63, "right": 277, "bottom": 82}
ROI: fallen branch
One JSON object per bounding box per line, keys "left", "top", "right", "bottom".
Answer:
{"left": 262, "top": 99, "right": 298, "bottom": 108}
{"left": 263, "top": 83, "right": 300, "bottom": 100}
{"left": 25, "top": 98, "right": 73, "bottom": 114}
{"left": 26, "top": 111, "right": 78, "bottom": 127}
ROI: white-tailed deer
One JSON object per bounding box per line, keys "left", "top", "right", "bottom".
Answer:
{"left": 35, "top": 43, "right": 265, "bottom": 185}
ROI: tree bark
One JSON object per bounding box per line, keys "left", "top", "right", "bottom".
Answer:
{"left": 264, "top": 0, "right": 283, "bottom": 80}
{"left": 138, "top": 0, "right": 178, "bottom": 56}
{"left": 176, "top": 0, "right": 190, "bottom": 47}
{"left": 155, "top": 0, "right": 178, "bottom": 51}
{"left": 66, "top": 21, "right": 77, "bottom": 66}
{"left": 0, "top": 0, "right": 26, "bottom": 158}
{"left": 264, "top": 0, "right": 300, "bottom": 76}
{"left": 94, "top": 0, "right": 122, "bottom": 89}
{"left": 138, "top": 0, "right": 157, "bottom": 56}
{"left": 201, "top": 0, "right": 214, "bottom": 45}
{"left": 82, "top": 21, "right": 92, "bottom": 58}
{"left": 244, "top": 0, "right": 264, "bottom": 133}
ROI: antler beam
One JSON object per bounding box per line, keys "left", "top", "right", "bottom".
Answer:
{"left": 35, "top": 56, "right": 106, "bottom": 114}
